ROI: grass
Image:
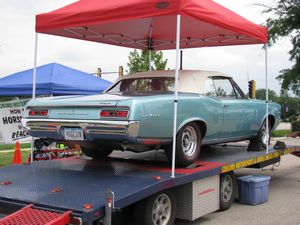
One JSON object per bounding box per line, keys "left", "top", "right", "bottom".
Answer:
{"left": 0, "top": 143, "right": 31, "bottom": 151}
{"left": 0, "top": 150, "right": 31, "bottom": 167}
{"left": 272, "top": 129, "right": 291, "bottom": 137}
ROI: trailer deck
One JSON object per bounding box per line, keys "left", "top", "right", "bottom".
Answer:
{"left": 0, "top": 144, "right": 299, "bottom": 224}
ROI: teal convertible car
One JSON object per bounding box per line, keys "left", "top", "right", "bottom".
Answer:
{"left": 22, "top": 70, "right": 280, "bottom": 166}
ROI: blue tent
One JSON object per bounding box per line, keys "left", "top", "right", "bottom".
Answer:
{"left": 0, "top": 63, "right": 112, "bottom": 96}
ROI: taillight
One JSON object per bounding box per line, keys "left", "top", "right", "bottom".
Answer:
{"left": 100, "top": 110, "right": 128, "bottom": 118}
{"left": 28, "top": 110, "right": 48, "bottom": 117}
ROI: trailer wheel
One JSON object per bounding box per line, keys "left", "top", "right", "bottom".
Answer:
{"left": 81, "top": 146, "right": 113, "bottom": 159}
{"left": 134, "top": 190, "right": 176, "bottom": 225}
{"left": 165, "top": 122, "right": 201, "bottom": 166}
{"left": 219, "top": 172, "right": 235, "bottom": 211}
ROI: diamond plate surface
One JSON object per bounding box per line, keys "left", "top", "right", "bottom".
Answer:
{"left": 0, "top": 158, "right": 176, "bottom": 214}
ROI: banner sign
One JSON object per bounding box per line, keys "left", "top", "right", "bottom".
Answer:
{"left": 0, "top": 99, "right": 30, "bottom": 143}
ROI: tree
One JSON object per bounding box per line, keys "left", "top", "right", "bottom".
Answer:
{"left": 256, "top": 89, "right": 278, "bottom": 102}
{"left": 276, "top": 95, "right": 300, "bottom": 120}
{"left": 0, "top": 97, "right": 16, "bottom": 102}
{"left": 127, "top": 49, "right": 168, "bottom": 74}
{"left": 262, "top": 0, "right": 300, "bottom": 96}
{"left": 255, "top": 89, "right": 300, "bottom": 120}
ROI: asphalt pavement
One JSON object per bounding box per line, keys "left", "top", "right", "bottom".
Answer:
{"left": 176, "top": 138, "right": 300, "bottom": 225}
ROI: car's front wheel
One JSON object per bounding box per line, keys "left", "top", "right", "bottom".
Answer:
{"left": 165, "top": 122, "right": 201, "bottom": 167}
{"left": 259, "top": 119, "right": 272, "bottom": 147}
{"left": 81, "top": 146, "right": 113, "bottom": 159}
{"left": 249, "top": 119, "right": 271, "bottom": 151}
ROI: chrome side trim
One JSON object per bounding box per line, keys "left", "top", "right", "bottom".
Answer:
{"left": 202, "top": 135, "right": 254, "bottom": 145}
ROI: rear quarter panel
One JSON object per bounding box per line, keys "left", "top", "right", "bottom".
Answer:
{"left": 122, "top": 93, "right": 223, "bottom": 141}
{"left": 122, "top": 95, "right": 174, "bottom": 138}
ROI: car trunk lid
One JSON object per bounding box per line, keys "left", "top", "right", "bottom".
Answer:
{"left": 26, "top": 94, "right": 132, "bottom": 120}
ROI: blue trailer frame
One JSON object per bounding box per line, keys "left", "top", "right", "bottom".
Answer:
{"left": 0, "top": 144, "right": 299, "bottom": 225}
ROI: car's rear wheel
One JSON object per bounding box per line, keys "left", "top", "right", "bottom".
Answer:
{"left": 165, "top": 122, "right": 201, "bottom": 167}
{"left": 81, "top": 146, "right": 113, "bottom": 159}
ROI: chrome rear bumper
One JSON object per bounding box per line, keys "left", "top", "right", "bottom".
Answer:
{"left": 22, "top": 118, "right": 140, "bottom": 140}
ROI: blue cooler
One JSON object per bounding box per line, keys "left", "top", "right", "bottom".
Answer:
{"left": 237, "top": 175, "right": 271, "bottom": 205}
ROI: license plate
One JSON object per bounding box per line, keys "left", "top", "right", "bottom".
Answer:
{"left": 64, "top": 128, "right": 84, "bottom": 140}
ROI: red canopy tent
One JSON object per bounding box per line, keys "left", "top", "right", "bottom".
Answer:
{"left": 36, "top": 0, "right": 267, "bottom": 49}
{"left": 34, "top": 0, "right": 270, "bottom": 175}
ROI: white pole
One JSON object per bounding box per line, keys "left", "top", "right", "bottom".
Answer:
{"left": 149, "top": 49, "right": 152, "bottom": 71}
{"left": 30, "top": 33, "right": 38, "bottom": 162}
{"left": 30, "top": 138, "right": 34, "bottom": 162}
{"left": 171, "top": 14, "right": 181, "bottom": 178}
{"left": 148, "top": 25, "right": 153, "bottom": 72}
{"left": 264, "top": 44, "right": 269, "bottom": 154}
{"left": 32, "top": 33, "right": 38, "bottom": 100}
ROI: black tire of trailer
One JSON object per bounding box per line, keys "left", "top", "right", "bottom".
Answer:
{"left": 81, "top": 146, "right": 113, "bottom": 159}
{"left": 219, "top": 172, "right": 235, "bottom": 211}
{"left": 134, "top": 190, "right": 176, "bottom": 225}
{"left": 165, "top": 122, "right": 202, "bottom": 167}
{"left": 111, "top": 207, "right": 132, "bottom": 225}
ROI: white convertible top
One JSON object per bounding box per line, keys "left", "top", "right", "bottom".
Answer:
{"left": 117, "top": 70, "right": 231, "bottom": 94}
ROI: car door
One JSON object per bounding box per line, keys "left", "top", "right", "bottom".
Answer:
{"left": 230, "top": 79, "right": 259, "bottom": 136}
{"left": 200, "top": 77, "right": 224, "bottom": 142}
{"left": 212, "top": 77, "right": 245, "bottom": 139}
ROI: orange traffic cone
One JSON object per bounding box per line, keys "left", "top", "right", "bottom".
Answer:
{"left": 12, "top": 141, "right": 22, "bottom": 165}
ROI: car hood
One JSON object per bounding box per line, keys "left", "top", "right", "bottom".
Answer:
{"left": 26, "top": 93, "right": 132, "bottom": 107}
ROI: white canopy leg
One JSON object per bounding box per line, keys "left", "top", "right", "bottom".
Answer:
{"left": 264, "top": 44, "right": 269, "bottom": 154}
{"left": 32, "top": 33, "right": 38, "bottom": 100}
{"left": 148, "top": 25, "right": 153, "bottom": 72}
{"left": 171, "top": 14, "right": 181, "bottom": 178}
{"left": 30, "top": 33, "right": 39, "bottom": 162}
{"left": 149, "top": 49, "right": 152, "bottom": 71}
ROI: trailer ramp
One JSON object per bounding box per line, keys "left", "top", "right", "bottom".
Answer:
{"left": 0, "top": 204, "right": 71, "bottom": 225}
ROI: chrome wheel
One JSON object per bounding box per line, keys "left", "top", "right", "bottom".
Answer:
{"left": 152, "top": 194, "right": 171, "bottom": 225}
{"left": 181, "top": 125, "right": 198, "bottom": 157}
{"left": 221, "top": 175, "right": 233, "bottom": 203}
{"left": 261, "top": 122, "right": 270, "bottom": 145}
{"left": 166, "top": 122, "right": 201, "bottom": 166}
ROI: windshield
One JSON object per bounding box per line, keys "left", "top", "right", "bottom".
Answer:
{"left": 106, "top": 77, "right": 175, "bottom": 94}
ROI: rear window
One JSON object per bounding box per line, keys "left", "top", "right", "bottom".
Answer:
{"left": 106, "top": 77, "right": 175, "bottom": 94}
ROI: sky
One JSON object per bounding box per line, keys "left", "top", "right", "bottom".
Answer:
{"left": 0, "top": 0, "right": 293, "bottom": 94}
